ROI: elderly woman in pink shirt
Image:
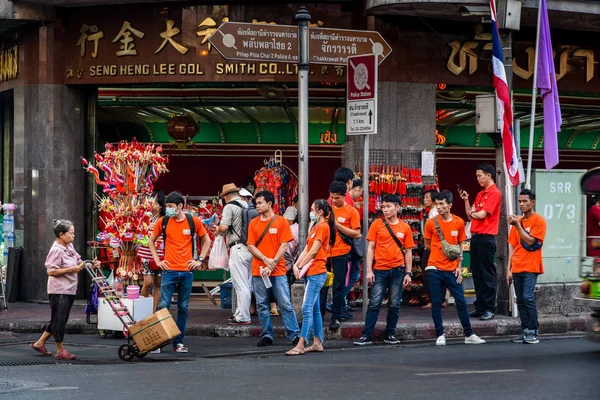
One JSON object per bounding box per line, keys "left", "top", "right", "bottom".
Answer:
{"left": 31, "top": 220, "right": 99, "bottom": 360}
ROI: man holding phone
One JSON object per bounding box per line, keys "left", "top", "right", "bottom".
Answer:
{"left": 459, "top": 163, "right": 501, "bottom": 321}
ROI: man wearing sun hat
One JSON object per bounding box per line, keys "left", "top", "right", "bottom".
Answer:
{"left": 217, "top": 183, "right": 254, "bottom": 325}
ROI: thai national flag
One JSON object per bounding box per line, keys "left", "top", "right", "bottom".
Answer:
{"left": 490, "top": 0, "right": 520, "bottom": 186}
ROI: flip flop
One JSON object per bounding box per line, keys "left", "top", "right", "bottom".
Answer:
{"left": 305, "top": 345, "right": 324, "bottom": 353}
{"left": 285, "top": 347, "right": 305, "bottom": 356}
{"left": 30, "top": 343, "right": 51, "bottom": 356}
{"left": 270, "top": 310, "right": 280, "bottom": 316}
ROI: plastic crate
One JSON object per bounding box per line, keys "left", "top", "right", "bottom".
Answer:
{"left": 219, "top": 282, "right": 233, "bottom": 309}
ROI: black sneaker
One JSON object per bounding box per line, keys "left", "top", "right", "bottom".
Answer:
{"left": 257, "top": 337, "right": 274, "bottom": 347}
{"left": 340, "top": 311, "right": 354, "bottom": 320}
{"left": 523, "top": 333, "right": 539, "bottom": 344}
{"left": 384, "top": 335, "right": 401, "bottom": 345}
{"left": 353, "top": 336, "right": 372, "bottom": 346}
{"left": 329, "top": 319, "right": 341, "bottom": 329}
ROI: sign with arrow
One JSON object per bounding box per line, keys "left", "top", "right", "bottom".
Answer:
{"left": 346, "top": 54, "right": 377, "bottom": 135}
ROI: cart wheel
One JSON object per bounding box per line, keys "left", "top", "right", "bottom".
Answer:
{"left": 118, "top": 344, "right": 135, "bottom": 362}
{"left": 133, "top": 345, "right": 147, "bottom": 359}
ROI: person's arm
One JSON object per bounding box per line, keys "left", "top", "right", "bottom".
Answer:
{"left": 294, "top": 246, "right": 308, "bottom": 270}
{"left": 470, "top": 210, "right": 489, "bottom": 220}
{"left": 508, "top": 216, "right": 537, "bottom": 246}
{"left": 298, "top": 240, "right": 321, "bottom": 268}
{"left": 217, "top": 204, "right": 232, "bottom": 235}
{"left": 336, "top": 222, "right": 361, "bottom": 239}
{"left": 507, "top": 244, "right": 515, "bottom": 284}
{"left": 149, "top": 232, "right": 170, "bottom": 270}
{"left": 248, "top": 245, "right": 268, "bottom": 265}
{"left": 47, "top": 263, "right": 83, "bottom": 276}
{"left": 424, "top": 238, "right": 431, "bottom": 251}
{"left": 454, "top": 241, "right": 465, "bottom": 284}
{"left": 273, "top": 242, "right": 289, "bottom": 268}
{"left": 365, "top": 241, "right": 376, "bottom": 284}
{"left": 461, "top": 190, "right": 473, "bottom": 221}
{"left": 199, "top": 233, "right": 211, "bottom": 259}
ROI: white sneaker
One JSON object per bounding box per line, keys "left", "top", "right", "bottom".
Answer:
{"left": 436, "top": 335, "right": 446, "bottom": 346}
{"left": 465, "top": 334, "right": 486, "bottom": 344}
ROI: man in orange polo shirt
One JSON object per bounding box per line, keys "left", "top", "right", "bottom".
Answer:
{"left": 459, "top": 163, "right": 501, "bottom": 320}
{"left": 247, "top": 190, "right": 300, "bottom": 347}
{"left": 150, "top": 192, "right": 211, "bottom": 353}
{"left": 424, "top": 190, "right": 486, "bottom": 346}
{"left": 354, "top": 194, "right": 413, "bottom": 346}
{"left": 506, "top": 189, "right": 546, "bottom": 344}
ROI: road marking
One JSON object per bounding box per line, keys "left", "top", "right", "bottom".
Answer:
{"left": 34, "top": 386, "right": 79, "bottom": 391}
{"left": 415, "top": 369, "right": 524, "bottom": 377}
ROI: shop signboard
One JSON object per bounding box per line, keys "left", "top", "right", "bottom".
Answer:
{"left": 346, "top": 54, "right": 377, "bottom": 135}
{"left": 309, "top": 28, "right": 391, "bottom": 65}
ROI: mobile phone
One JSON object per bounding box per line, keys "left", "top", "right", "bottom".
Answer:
{"left": 456, "top": 184, "right": 464, "bottom": 192}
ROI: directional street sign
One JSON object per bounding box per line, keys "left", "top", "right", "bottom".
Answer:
{"left": 210, "top": 23, "right": 392, "bottom": 66}
{"left": 309, "top": 28, "right": 392, "bottom": 65}
{"left": 346, "top": 54, "right": 378, "bottom": 135}
{"left": 209, "top": 22, "right": 299, "bottom": 63}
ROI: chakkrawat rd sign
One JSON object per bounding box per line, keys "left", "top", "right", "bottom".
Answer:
{"left": 346, "top": 54, "right": 377, "bottom": 135}
{"left": 210, "top": 22, "right": 392, "bottom": 65}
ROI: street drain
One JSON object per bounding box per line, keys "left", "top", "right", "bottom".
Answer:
{"left": 0, "top": 360, "right": 58, "bottom": 367}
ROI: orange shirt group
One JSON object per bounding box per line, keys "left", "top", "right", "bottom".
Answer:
{"left": 366, "top": 218, "right": 415, "bottom": 270}
{"left": 331, "top": 204, "right": 361, "bottom": 257}
{"left": 424, "top": 215, "right": 467, "bottom": 271}
{"left": 247, "top": 215, "right": 294, "bottom": 277}
{"left": 152, "top": 215, "right": 208, "bottom": 272}
{"left": 508, "top": 214, "right": 546, "bottom": 274}
{"left": 304, "top": 222, "right": 330, "bottom": 276}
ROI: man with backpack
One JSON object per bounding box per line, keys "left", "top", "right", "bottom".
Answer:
{"left": 149, "top": 191, "right": 211, "bottom": 353}
{"left": 217, "top": 183, "right": 257, "bottom": 325}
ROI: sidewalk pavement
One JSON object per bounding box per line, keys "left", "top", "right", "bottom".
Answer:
{"left": 0, "top": 301, "right": 589, "bottom": 341}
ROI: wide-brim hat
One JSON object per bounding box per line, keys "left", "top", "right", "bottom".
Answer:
{"left": 220, "top": 183, "right": 240, "bottom": 197}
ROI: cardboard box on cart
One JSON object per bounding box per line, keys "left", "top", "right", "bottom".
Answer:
{"left": 129, "top": 308, "right": 181, "bottom": 353}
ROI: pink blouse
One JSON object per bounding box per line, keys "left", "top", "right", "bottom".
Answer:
{"left": 45, "top": 242, "right": 82, "bottom": 295}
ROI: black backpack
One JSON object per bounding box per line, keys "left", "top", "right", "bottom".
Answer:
{"left": 161, "top": 213, "right": 197, "bottom": 259}
{"left": 227, "top": 200, "right": 259, "bottom": 245}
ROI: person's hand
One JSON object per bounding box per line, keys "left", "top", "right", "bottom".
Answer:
{"left": 460, "top": 190, "right": 469, "bottom": 201}
{"left": 92, "top": 258, "right": 101, "bottom": 269}
{"left": 454, "top": 267, "right": 463, "bottom": 284}
{"left": 187, "top": 259, "right": 203, "bottom": 270}
{"left": 71, "top": 262, "right": 84, "bottom": 273}
{"left": 506, "top": 270, "right": 513, "bottom": 285}
{"left": 260, "top": 266, "right": 272, "bottom": 278}
{"left": 293, "top": 265, "right": 301, "bottom": 279}
{"left": 366, "top": 270, "right": 375, "bottom": 285}
{"left": 403, "top": 274, "right": 412, "bottom": 288}
{"left": 508, "top": 215, "right": 519, "bottom": 226}
{"left": 156, "top": 260, "right": 170, "bottom": 271}
{"left": 264, "top": 258, "right": 277, "bottom": 271}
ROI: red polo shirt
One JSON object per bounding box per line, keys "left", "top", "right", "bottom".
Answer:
{"left": 470, "top": 184, "right": 502, "bottom": 235}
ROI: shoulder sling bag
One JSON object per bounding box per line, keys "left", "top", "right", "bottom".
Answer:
{"left": 433, "top": 216, "right": 461, "bottom": 261}
{"left": 383, "top": 220, "right": 405, "bottom": 254}
{"left": 255, "top": 216, "right": 277, "bottom": 248}
{"left": 519, "top": 219, "right": 543, "bottom": 251}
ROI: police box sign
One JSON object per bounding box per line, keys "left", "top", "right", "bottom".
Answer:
{"left": 346, "top": 54, "right": 377, "bottom": 135}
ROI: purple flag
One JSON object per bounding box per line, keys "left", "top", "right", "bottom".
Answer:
{"left": 536, "top": 0, "right": 561, "bottom": 170}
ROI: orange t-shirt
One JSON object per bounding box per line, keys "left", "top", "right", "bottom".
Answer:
{"left": 152, "top": 215, "right": 207, "bottom": 272}
{"left": 248, "top": 215, "right": 294, "bottom": 277}
{"left": 305, "top": 222, "right": 330, "bottom": 276}
{"left": 424, "top": 215, "right": 467, "bottom": 272}
{"left": 470, "top": 184, "right": 502, "bottom": 235}
{"left": 366, "top": 218, "right": 415, "bottom": 270}
{"left": 331, "top": 204, "right": 361, "bottom": 257}
{"left": 508, "top": 213, "right": 546, "bottom": 274}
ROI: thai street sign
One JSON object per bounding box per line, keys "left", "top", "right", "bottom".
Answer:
{"left": 210, "top": 23, "right": 392, "bottom": 66}
{"left": 209, "top": 22, "right": 299, "bottom": 63}
{"left": 346, "top": 54, "right": 378, "bottom": 135}
{"left": 309, "top": 28, "right": 391, "bottom": 65}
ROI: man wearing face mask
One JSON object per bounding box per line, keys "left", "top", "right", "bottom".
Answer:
{"left": 149, "top": 191, "right": 211, "bottom": 353}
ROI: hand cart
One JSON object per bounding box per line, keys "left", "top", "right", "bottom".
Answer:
{"left": 84, "top": 260, "right": 173, "bottom": 361}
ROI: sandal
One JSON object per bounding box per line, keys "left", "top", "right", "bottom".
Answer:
{"left": 422, "top": 303, "right": 432, "bottom": 309}
{"left": 270, "top": 309, "right": 280, "bottom": 316}
{"left": 54, "top": 350, "right": 76, "bottom": 360}
{"left": 305, "top": 344, "right": 324, "bottom": 353}
{"left": 285, "top": 347, "right": 305, "bottom": 356}
{"left": 30, "top": 343, "right": 51, "bottom": 356}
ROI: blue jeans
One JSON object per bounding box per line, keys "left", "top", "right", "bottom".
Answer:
{"left": 252, "top": 275, "right": 300, "bottom": 342}
{"left": 342, "top": 258, "right": 361, "bottom": 312}
{"left": 301, "top": 273, "right": 327, "bottom": 342}
{"left": 513, "top": 272, "right": 539, "bottom": 334}
{"left": 330, "top": 253, "right": 350, "bottom": 321}
{"left": 363, "top": 267, "right": 405, "bottom": 337}
{"left": 427, "top": 269, "right": 472, "bottom": 337}
{"left": 158, "top": 271, "right": 193, "bottom": 346}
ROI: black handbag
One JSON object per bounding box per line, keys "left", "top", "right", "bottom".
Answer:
{"left": 338, "top": 230, "right": 364, "bottom": 259}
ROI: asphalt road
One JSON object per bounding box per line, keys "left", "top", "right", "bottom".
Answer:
{"left": 0, "top": 333, "right": 598, "bottom": 400}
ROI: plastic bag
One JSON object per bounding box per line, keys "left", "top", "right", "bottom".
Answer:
{"left": 208, "top": 236, "right": 229, "bottom": 270}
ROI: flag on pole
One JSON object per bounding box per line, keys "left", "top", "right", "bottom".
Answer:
{"left": 536, "top": 0, "right": 562, "bottom": 170}
{"left": 490, "top": 0, "right": 520, "bottom": 187}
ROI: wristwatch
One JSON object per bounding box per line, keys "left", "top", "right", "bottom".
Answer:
{"left": 406, "top": 271, "right": 414, "bottom": 277}
{"left": 199, "top": 257, "right": 205, "bottom": 263}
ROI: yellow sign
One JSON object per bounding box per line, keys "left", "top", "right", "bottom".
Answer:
{"left": 0, "top": 45, "right": 18, "bottom": 83}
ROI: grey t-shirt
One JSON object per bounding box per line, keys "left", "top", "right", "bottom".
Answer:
{"left": 221, "top": 197, "right": 247, "bottom": 246}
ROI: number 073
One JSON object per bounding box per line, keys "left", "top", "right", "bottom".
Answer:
{"left": 543, "top": 203, "right": 576, "bottom": 220}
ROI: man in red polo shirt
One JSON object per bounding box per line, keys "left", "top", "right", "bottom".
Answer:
{"left": 459, "top": 163, "right": 501, "bottom": 320}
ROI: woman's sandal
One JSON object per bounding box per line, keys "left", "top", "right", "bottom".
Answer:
{"left": 285, "top": 347, "right": 305, "bottom": 356}
{"left": 304, "top": 345, "right": 324, "bottom": 353}
{"left": 30, "top": 343, "right": 51, "bottom": 356}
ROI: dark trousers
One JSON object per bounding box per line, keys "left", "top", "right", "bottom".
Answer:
{"left": 330, "top": 253, "right": 350, "bottom": 321}
{"left": 45, "top": 294, "right": 75, "bottom": 343}
{"left": 470, "top": 234, "right": 497, "bottom": 313}
{"left": 363, "top": 267, "right": 405, "bottom": 337}
{"left": 428, "top": 270, "right": 472, "bottom": 337}
{"left": 514, "top": 272, "right": 539, "bottom": 334}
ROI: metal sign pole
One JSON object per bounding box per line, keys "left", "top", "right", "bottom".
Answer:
{"left": 296, "top": 7, "right": 310, "bottom": 251}
{"left": 362, "top": 134, "right": 370, "bottom": 320}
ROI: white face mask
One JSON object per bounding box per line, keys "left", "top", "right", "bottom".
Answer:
{"left": 310, "top": 211, "right": 319, "bottom": 223}
{"left": 165, "top": 207, "right": 177, "bottom": 217}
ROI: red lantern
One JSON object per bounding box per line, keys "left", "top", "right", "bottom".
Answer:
{"left": 167, "top": 114, "right": 198, "bottom": 142}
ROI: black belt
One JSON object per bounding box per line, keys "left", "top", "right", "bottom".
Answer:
{"left": 472, "top": 233, "right": 495, "bottom": 237}
{"left": 228, "top": 241, "right": 243, "bottom": 249}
